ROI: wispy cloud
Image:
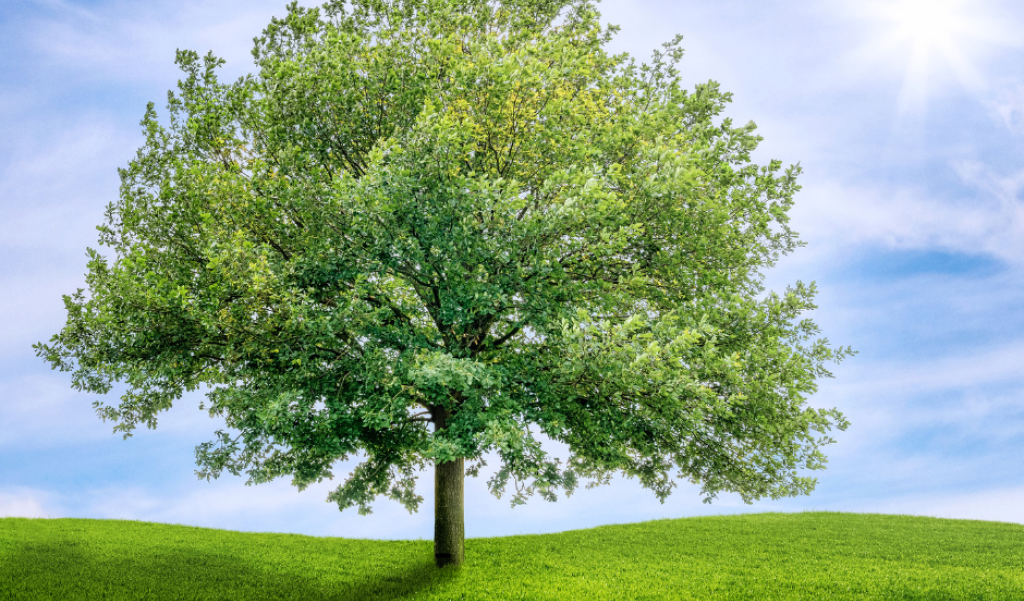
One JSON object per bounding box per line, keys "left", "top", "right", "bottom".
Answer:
{"left": 0, "top": 118, "right": 139, "bottom": 361}
{"left": 0, "top": 486, "right": 55, "bottom": 519}
{"left": 27, "top": 0, "right": 103, "bottom": 23}
{"left": 20, "top": 0, "right": 315, "bottom": 87}
{"left": 4, "top": 474, "right": 433, "bottom": 539}
{"left": 0, "top": 118, "right": 132, "bottom": 251}
{"left": 837, "top": 340, "right": 1024, "bottom": 398}
{"left": 788, "top": 174, "right": 1024, "bottom": 266}
{"left": 989, "top": 83, "right": 1024, "bottom": 134}
{"left": 859, "top": 486, "right": 1024, "bottom": 524}
{"left": 0, "top": 372, "right": 224, "bottom": 449}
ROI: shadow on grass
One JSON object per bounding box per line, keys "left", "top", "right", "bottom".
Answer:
{"left": 330, "top": 560, "right": 460, "bottom": 601}
{"left": 1, "top": 540, "right": 458, "bottom": 601}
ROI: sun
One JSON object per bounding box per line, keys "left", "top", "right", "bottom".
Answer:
{"left": 881, "top": 0, "right": 967, "bottom": 48}
{"left": 861, "top": 0, "right": 1000, "bottom": 112}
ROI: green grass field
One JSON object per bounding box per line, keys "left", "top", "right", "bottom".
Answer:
{"left": 1, "top": 512, "right": 1021, "bottom": 600}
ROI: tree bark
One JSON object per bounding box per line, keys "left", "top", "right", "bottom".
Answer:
{"left": 431, "top": 404, "right": 465, "bottom": 568}
{"left": 434, "top": 455, "right": 465, "bottom": 568}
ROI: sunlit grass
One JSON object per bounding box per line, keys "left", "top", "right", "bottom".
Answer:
{"left": 2, "top": 512, "right": 1022, "bottom": 600}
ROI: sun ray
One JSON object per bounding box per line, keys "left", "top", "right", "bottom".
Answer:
{"left": 859, "top": 0, "right": 1010, "bottom": 113}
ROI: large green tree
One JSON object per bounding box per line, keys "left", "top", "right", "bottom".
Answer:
{"left": 38, "top": 0, "right": 852, "bottom": 568}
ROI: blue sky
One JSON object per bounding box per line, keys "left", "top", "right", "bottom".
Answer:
{"left": 1, "top": 0, "right": 1023, "bottom": 539}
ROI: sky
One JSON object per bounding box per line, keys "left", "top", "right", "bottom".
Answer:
{"left": 1, "top": 0, "right": 1023, "bottom": 540}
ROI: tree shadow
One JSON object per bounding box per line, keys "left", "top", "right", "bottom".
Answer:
{"left": 327, "top": 560, "right": 460, "bottom": 600}
{"left": 1, "top": 540, "right": 459, "bottom": 601}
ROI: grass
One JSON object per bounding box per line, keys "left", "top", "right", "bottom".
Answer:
{"left": 1, "top": 512, "right": 1022, "bottom": 600}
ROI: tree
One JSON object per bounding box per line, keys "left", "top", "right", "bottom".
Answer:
{"left": 37, "top": 0, "right": 852, "bottom": 568}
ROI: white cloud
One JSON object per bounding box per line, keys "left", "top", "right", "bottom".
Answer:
{"left": 0, "top": 487, "right": 57, "bottom": 519}
{"left": 956, "top": 159, "right": 1024, "bottom": 217}
{"left": 24, "top": 476, "right": 431, "bottom": 539}
{"left": 990, "top": 83, "right": 1024, "bottom": 134}
{"left": 0, "top": 118, "right": 137, "bottom": 360}
{"left": 0, "top": 372, "right": 225, "bottom": 449}
{"left": 0, "top": 374, "right": 105, "bottom": 448}
{"left": 27, "top": 0, "right": 102, "bottom": 23}
{"left": 0, "top": 267, "right": 107, "bottom": 362}
{"left": 859, "top": 486, "right": 1024, "bottom": 524}
{"left": 3, "top": 457, "right": 782, "bottom": 540}
{"left": 787, "top": 174, "right": 1024, "bottom": 266}
{"left": 23, "top": 0, "right": 317, "bottom": 86}
{"left": 837, "top": 341, "right": 1024, "bottom": 399}
{"left": 0, "top": 119, "right": 132, "bottom": 253}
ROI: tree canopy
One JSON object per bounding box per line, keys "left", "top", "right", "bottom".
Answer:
{"left": 38, "top": 0, "right": 852, "bottom": 567}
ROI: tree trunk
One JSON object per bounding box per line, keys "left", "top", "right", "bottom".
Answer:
{"left": 430, "top": 404, "right": 465, "bottom": 568}
{"left": 434, "top": 456, "right": 465, "bottom": 567}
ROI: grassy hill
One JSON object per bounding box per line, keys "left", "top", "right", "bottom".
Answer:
{"left": 1, "top": 512, "right": 1021, "bottom": 600}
